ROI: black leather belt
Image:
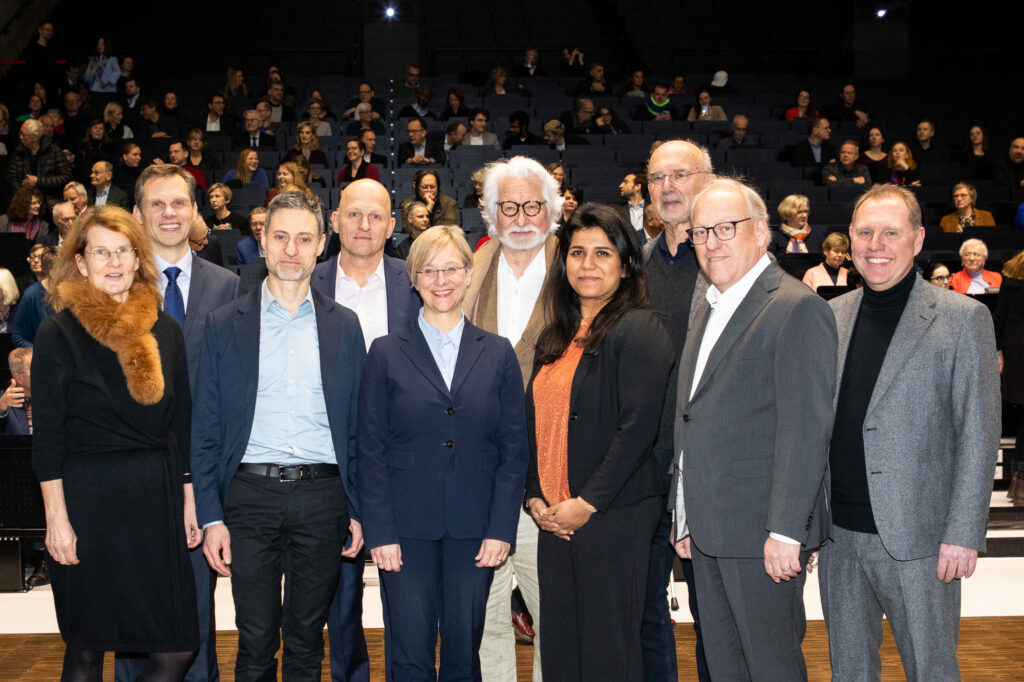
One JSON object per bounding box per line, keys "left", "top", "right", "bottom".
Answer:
{"left": 237, "top": 462, "right": 340, "bottom": 482}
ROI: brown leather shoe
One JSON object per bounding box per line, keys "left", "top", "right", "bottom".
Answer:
{"left": 512, "top": 610, "right": 535, "bottom": 642}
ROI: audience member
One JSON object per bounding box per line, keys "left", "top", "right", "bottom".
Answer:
{"left": 791, "top": 117, "right": 837, "bottom": 171}
{"left": 924, "top": 261, "right": 952, "bottom": 289}
{"left": 343, "top": 81, "right": 386, "bottom": 120}
{"left": 0, "top": 187, "right": 49, "bottom": 240}
{"left": 188, "top": 215, "right": 224, "bottom": 266}
{"left": 399, "top": 169, "right": 457, "bottom": 227}
{"left": 236, "top": 207, "right": 266, "bottom": 265}
{"left": 885, "top": 141, "right": 921, "bottom": 186}
{"left": 686, "top": 90, "right": 727, "bottom": 121}
{"left": 464, "top": 167, "right": 486, "bottom": 208}
{"left": 0, "top": 268, "right": 19, "bottom": 336}
{"left": 265, "top": 80, "right": 294, "bottom": 122}
{"left": 87, "top": 160, "right": 130, "bottom": 209}
{"left": 823, "top": 140, "right": 872, "bottom": 187}
{"left": 543, "top": 120, "right": 587, "bottom": 151}
{"left": 77, "top": 119, "right": 116, "bottom": 178}
{"left": 547, "top": 162, "right": 566, "bottom": 188}
{"left": 824, "top": 82, "right": 872, "bottom": 128}
{"left": 802, "top": 232, "right": 851, "bottom": 291}
{"left": 633, "top": 84, "right": 676, "bottom": 121}
{"left": 616, "top": 171, "right": 646, "bottom": 231}
{"left": 957, "top": 125, "right": 995, "bottom": 180}
{"left": 503, "top": 111, "right": 545, "bottom": 149}
{"left": 103, "top": 102, "right": 133, "bottom": 140}
{"left": 165, "top": 139, "right": 208, "bottom": 191}
{"left": 574, "top": 62, "right": 609, "bottom": 96}
{"left": 186, "top": 129, "right": 220, "bottom": 172}
{"left": 784, "top": 90, "right": 817, "bottom": 121}
{"left": 558, "top": 185, "right": 582, "bottom": 225}
{"left": 770, "top": 194, "right": 825, "bottom": 255}
{"left": 466, "top": 108, "right": 500, "bottom": 149}
{"left": 951, "top": 238, "right": 1002, "bottom": 293}
{"left": 223, "top": 67, "right": 248, "bottom": 99}
{"left": 436, "top": 120, "right": 468, "bottom": 153}
{"left": 667, "top": 74, "right": 688, "bottom": 96}
{"left": 205, "top": 183, "right": 250, "bottom": 233}
{"left": 359, "top": 129, "right": 388, "bottom": 166}
{"left": 596, "top": 105, "right": 631, "bottom": 134}
{"left": 283, "top": 121, "right": 329, "bottom": 166}
{"left": 560, "top": 97, "right": 600, "bottom": 135}
{"left": 716, "top": 115, "right": 751, "bottom": 150}
{"left": 397, "top": 86, "right": 437, "bottom": 120}
{"left": 393, "top": 65, "right": 423, "bottom": 98}
{"left": 7, "top": 119, "right": 72, "bottom": 206}
{"left": 255, "top": 99, "right": 282, "bottom": 138}
{"left": 38, "top": 201, "right": 76, "bottom": 247}
{"left": 995, "top": 137, "right": 1024, "bottom": 187}
{"left": 439, "top": 87, "right": 469, "bottom": 121}
{"left": 908, "top": 119, "right": 940, "bottom": 166}
{"left": 265, "top": 162, "right": 311, "bottom": 205}
{"left": 619, "top": 69, "right": 649, "bottom": 97}
{"left": 857, "top": 126, "right": 889, "bottom": 184}
{"left": 397, "top": 117, "right": 444, "bottom": 167}
{"left": 11, "top": 245, "right": 56, "bottom": 347}
{"left": 512, "top": 48, "right": 546, "bottom": 78}
{"left": 394, "top": 201, "right": 430, "bottom": 260}
{"left": 223, "top": 148, "right": 269, "bottom": 190}
{"left": 201, "top": 93, "right": 233, "bottom": 135}
{"left": 708, "top": 70, "right": 731, "bottom": 95}
{"left": 136, "top": 97, "right": 182, "bottom": 143}
{"left": 559, "top": 46, "right": 586, "bottom": 78}
{"left": 0, "top": 347, "right": 31, "bottom": 432}
{"left": 484, "top": 66, "right": 511, "bottom": 96}
{"left": 61, "top": 91, "right": 94, "bottom": 144}
{"left": 161, "top": 91, "right": 185, "bottom": 121}
{"left": 338, "top": 139, "right": 381, "bottom": 186}
{"left": 639, "top": 204, "right": 665, "bottom": 245}
{"left": 64, "top": 181, "right": 88, "bottom": 215}
{"left": 304, "top": 99, "right": 332, "bottom": 136}
{"left": 941, "top": 182, "right": 996, "bottom": 233}
{"left": 113, "top": 142, "right": 142, "bottom": 200}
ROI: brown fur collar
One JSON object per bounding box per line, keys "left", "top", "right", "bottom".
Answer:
{"left": 57, "top": 278, "right": 165, "bottom": 405}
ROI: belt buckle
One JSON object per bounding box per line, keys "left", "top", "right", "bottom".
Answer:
{"left": 278, "top": 465, "right": 311, "bottom": 483}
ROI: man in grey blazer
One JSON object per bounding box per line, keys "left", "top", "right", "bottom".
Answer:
{"left": 116, "top": 163, "right": 239, "bottom": 682}
{"left": 671, "top": 178, "right": 838, "bottom": 681}
{"left": 819, "top": 184, "right": 1000, "bottom": 680}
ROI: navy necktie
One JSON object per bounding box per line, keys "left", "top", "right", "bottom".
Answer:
{"left": 164, "top": 266, "right": 185, "bottom": 327}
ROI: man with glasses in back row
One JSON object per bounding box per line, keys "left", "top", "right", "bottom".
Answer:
{"left": 397, "top": 117, "right": 445, "bottom": 168}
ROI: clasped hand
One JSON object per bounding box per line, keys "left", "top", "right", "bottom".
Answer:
{"left": 528, "top": 497, "right": 595, "bottom": 540}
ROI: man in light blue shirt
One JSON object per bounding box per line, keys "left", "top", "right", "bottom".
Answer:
{"left": 192, "top": 191, "right": 366, "bottom": 681}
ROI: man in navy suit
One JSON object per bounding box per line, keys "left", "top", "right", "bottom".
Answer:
{"left": 36, "top": 201, "right": 75, "bottom": 247}
{"left": 236, "top": 207, "right": 266, "bottom": 265}
{"left": 313, "top": 178, "right": 421, "bottom": 682}
{"left": 193, "top": 191, "right": 366, "bottom": 680}
{"left": 0, "top": 348, "right": 32, "bottom": 435}
{"left": 116, "top": 164, "right": 239, "bottom": 682}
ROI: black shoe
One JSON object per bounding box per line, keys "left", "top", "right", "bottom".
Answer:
{"left": 26, "top": 561, "right": 49, "bottom": 587}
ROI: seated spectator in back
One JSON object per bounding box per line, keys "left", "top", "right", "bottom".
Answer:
{"left": 823, "top": 140, "right": 872, "bottom": 187}
{"left": 7, "top": 119, "right": 72, "bottom": 206}
{"left": 908, "top": 119, "right": 940, "bottom": 167}
{"left": 785, "top": 90, "right": 818, "bottom": 122}
{"left": 233, "top": 109, "right": 274, "bottom": 150}
{"left": 824, "top": 82, "right": 872, "bottom": 128}
{"left": 265, "top": 161, "right": 311, "bottom": 205}
{"left": 923, "top": 261, "right": 952, "bottom": 289}
{"left": 205, "top": 182, "right": 251, "bottom": 234}
{"left": 87, "top": 160, "right": 131, "bottom": 208}
{"left": 398, "top": 86, "right": 437, "bottom": 120}
{"left": 186, "top": 128, "right": 221, "bottom": 172}
{"left": 439, "top": 120, "right": 468, "bottom": 152}
{"left": 618, "top": 70, "right": 649, "bottom": 98}
{"left": 483, "top": 66, "right": 511, "bottom": 97}
{"left": 393, "top": 200, "right": 431, "bottom": 259}
{"left": 136, "top": 97, "right": 182, "bottom": 143}
{"left": 941, "top": 182, "right": 996, "bottom": 233}
{"left": 346, "top": 102, "right": 387, "bottom": 137}
{"left": 360, "top": 129, "right": 388, "bottom": 166}
{"left": 236, "top": 206, "right": 266, "bottom": 264}
{"left": 464, "top": 167, "right": 485, "bottom": 208}
{"left": 770, "top": 194, "right": 825, "bottom": 255}
{"left": 439, "top": 87, "right": 469, "bottom": 121}
{"left": 574, "top": 62, "right": 609, "bottom": 96}
{"left": 397, "top": 117, "right": 445, "bottom": 167}
{"left": 503, "top": 110, "right": 544, "bottom": 149}
{"left": 716, "top": 115, "right": 752, "bottom": 150}
{"left": 543, "top": 120, "right": 588, "bottom": 151}
{"left": 559, "top": 46, "right": 586, "bottom": 78}
{"left": 164, "top": 138, "right": 208, "bottom": 190}
{"left": 791, "top": 116, "right": 836, "bottom": 172}
{"left": 11, "top": 245, "right": 56, "bottom": 347}
{"left": 283, "top": 121, "right": 329, "bottom": 166}
{"left": 0, "top": 347, "right": 32, "bottom": 434}
{"left": 304, "top": 98, "right": 332, "bottom": 136}
{"left": 686, "top": 89, "right": 726, "bottom": 121}
{"left": 293, "top": 154, "right": 326, "bottom": 189}
{"left": 338, "top": 138, "right": 381, "bottom": 186}
{"left": 38, "top": 201, "right": 75, "bottom": 247}
{"left": 512, "top": 48, "right": 546, "bottom": 78}
{"left": 596, "top": 105, "right": 631, "bottom": 135}
{"left": 957, "top": 125, "right": 995, "bottom": 181}
{"left": 951, "top": 238, "right": 1002, "bottom": 293}
{"left": 113, "top": 142, "right": 142, "bottom": 200}
{"left": 560, "top": 98, "right": 603, "bottom": 135}
{"left": 667, "top": 74, "right": 688, "bottom": 96}
{"left": 265, "top": 79, "right": 295, "bottom": 122}
{"left": 393, "top": 65, "right": 423, "bottom": 99}
{"left": 633, "top": 84, "right": 676, "bottom": 121}
{"left": 188, "top": 214, "right": 224, "bottom": 266}
{"left": 0, "top": 269, "right": 19, "bottom": 334}
{"left": 466, "top": 108, "right": 500, "bottom": 149}
{"left": 399, "top": 169, "right": 457, "bottom": 227}
{"left": 801, "top": 232, "right": 851, "bottom": 291}
{"left": 995, "top": 137, "right": 1024, "bottom": 188}
{"left": 223, "top": 148, "right": 269, "bottom": 189}
{"left": 343, "top": 81, "right": 386, "bottom": 120}
{"left": 200, "top": 92, "right": 233, "bottom": 135}
{"left": 0, "top": 187, "right": 49, "bottom": 240}
{"left": 884, "top": 141, "right": 921, "bottom": 187}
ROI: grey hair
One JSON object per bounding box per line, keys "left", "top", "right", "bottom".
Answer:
{"left": 63, "top": 181, "right": 87, "bottom": 196}
{"left": 355, "top": 102, "right": 372, "bottom": 115}
{"left": 267, "top": 190, "right": 325, "bottom": 236}
{"left": 480, "top": 155, "right": 564, "bottom": 236}
{"left": 960, "top": 238, "right": 988, "bottom": 259}
{"left": 21, "top": 119, "right": 43, "bottom": 139}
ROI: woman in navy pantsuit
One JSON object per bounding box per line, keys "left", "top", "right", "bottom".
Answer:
{"left": 357, "top": 225, "right": 529, "bottom": 682}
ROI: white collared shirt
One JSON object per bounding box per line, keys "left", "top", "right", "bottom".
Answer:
{"left": 335, "top": 256, "right": 388, "bottom": 351}
{"left": 205, "top": 115, "right": 221, "bottom": 132}
{"left": 94, "top": 185, "right": 110, "bottom": 206}
{"left": 496, "top": 247, "right": 547, "bottom": 346}
{"left": 155, "top": 250, "right": 194, "bottom": 314}
{"left": 628, "top": 200, "right": 644, "bottom": 231}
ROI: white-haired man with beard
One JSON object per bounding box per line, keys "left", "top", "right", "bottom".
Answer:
{"left": 462, "top": 155, "right": 563, "bottom": 682}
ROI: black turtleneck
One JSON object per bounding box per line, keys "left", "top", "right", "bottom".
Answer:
{"left": 824, "top": 262, "right": 842, "bottom": 285}
{"left": 830, "top": 268, "right": 917, "bottom": 533}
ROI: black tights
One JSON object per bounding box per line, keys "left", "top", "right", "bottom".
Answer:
{"left": 61, "top": 646, "right": 196, "bottom": 682}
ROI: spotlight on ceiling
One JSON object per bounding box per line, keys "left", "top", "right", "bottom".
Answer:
{"left": 385, "top": 7, "right": 396, "bottom": 19}
{"left": 876, "top": 8, "right": 888, "bottom": 18}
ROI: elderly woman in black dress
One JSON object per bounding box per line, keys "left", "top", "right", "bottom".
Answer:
{"left": 33, "top": 205, "right": 199, "bottom": 680}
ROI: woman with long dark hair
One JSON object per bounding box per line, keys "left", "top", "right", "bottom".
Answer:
{"left": 525, "top": 203, "right": 674, "bottom": 681}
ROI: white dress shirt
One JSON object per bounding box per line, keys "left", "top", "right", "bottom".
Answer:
{"left": 205, "top": 115, "right": 221, "bottom": 132}
{"left": 335, "top": 256, "right": 389, "bottom": 351}
{"left": 155, "top": 250, "right": 194, "bottom": 313}
{"left": 628, "top": 200, "right": 644, "bottom": 231}
{"left": 496, "top": 248, "right": 546, "bottom": 346}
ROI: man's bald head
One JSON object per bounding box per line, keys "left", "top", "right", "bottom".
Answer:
{"left": 647, "top": 140, "right": 714, "bottom": 233}
{"left": 334, "top": 179, "right": 396, "bottom": 264}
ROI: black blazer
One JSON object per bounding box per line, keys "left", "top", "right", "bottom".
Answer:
{"left": 396, "top": 141, "right": 446, "bottom": 167}
{"left": 232, "top": 130, "right": 275, "bottom": 151}
{"left": 525, "top": 309, "right": 675, "bottom": 511}
{"left": 791, "top": 139, "right": 836, "bottom": 168}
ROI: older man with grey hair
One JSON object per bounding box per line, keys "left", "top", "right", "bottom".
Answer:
{"left": 62, "top": 181, "right": 88, "bottom": 215}
{"left": 671, "top": 177, "right": 837, "bottom": 681}
{"left": 6, "top": 118, "right": 72, "bottom": 205}
{"left": 38, "top": 201, "right": 76, "bottom": 247}
{"left": 463, "top": 155, "right": 563, "bottom": 682}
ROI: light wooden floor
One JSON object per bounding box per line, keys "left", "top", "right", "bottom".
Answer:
{"left": 3, "top": 619, "right": 1024, "bottom": 680}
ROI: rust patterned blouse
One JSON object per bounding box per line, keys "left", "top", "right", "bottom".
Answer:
{"left": 532, "top": 319, "right": 591, "bottom": 505}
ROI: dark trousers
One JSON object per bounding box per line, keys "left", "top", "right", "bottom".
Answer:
{"left": 225, "top": 470, "right": 348, "bottom": 682}
{"left": 539, "top": 496, "right": 662, "bottom": 682}
{"left": 327, "top": 550, "right": 370, "bottom": 682}
{"left": 378, "top": 534, "right": 494, "bottom": 682}
{"left": 690, "top": 539, "right": 810, "bottom": 682}
{"left": 114, "top": 545, "right": 219, "bottom": 681}
{"left": 641, "top": 509, "right": 710, "bottom": 682}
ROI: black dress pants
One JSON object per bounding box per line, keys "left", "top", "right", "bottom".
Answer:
{"left": 224, "top": 469, "right": 349, "bottom": 682}
{"left": 538, "top": 496, "right": 662, "bottom": 682}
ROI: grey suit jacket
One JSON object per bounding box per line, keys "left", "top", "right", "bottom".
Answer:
{"left": 672, "top": 261, "right": 838, "bottom": 557}
{"left": 184, "top": 254, "right": 240, "bottom": 395}
{"left": 829, "top": 276, "right": 999, "bottom": 559}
